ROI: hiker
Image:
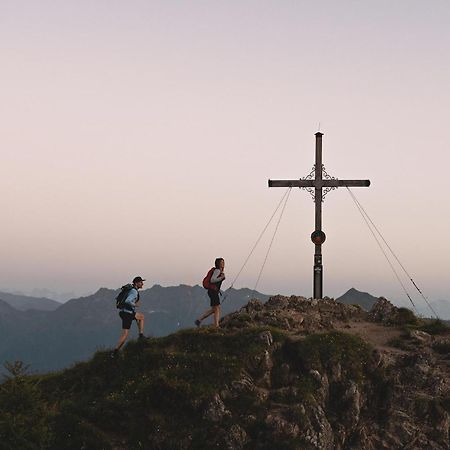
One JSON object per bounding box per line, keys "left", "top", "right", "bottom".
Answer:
{"left": 196, "top": 258, "right": 226, "bottom": 328}
{"left": 111, "top": 276, "right": 146, "bottom": 357}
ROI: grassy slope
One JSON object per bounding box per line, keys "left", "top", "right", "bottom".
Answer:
{"left": 2, "top": 316, "right": 449, "bottom": 450}
{"left": 32, "top": 327, "right": 376, "bottom": 449}
{"left": 38, "top": 327, "right": 282, "bottom": 449}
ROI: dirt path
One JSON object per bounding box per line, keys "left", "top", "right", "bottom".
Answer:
{"left": 334, "top": 320, "right": 406, "bottom": 354}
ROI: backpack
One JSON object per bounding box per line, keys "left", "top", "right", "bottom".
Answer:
{"left": 116, "top": 284, "right": 134, "bottom": 309}
{"left": 202, "top": 268, "right": 218, "bottom": 291}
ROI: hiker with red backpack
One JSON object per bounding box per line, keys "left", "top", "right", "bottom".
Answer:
{"left": 196, "top": 258, "right": 226, "bottom": 328}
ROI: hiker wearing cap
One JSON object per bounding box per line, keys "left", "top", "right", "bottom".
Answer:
{"left": 111, "top": 276, "right": 146, "bottom": 357}
{"left": 196, "top": 258, "right": 225, "bottom": 328}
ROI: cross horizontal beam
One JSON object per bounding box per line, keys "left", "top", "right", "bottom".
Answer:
{"left": 268, "top": 179, "right": 370, "bottom": 188}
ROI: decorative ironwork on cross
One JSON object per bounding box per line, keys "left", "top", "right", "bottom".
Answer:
{"left": 268, "top": 132, "right": 370, "bottom": 299}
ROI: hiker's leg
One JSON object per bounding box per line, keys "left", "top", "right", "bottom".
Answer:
{"left": 135, "top": 312, "right": 145, "bottom": 334}
{"left": 213, "top": 305, "right": 221, "bottom": 327}
{"left": 199, "top": 290, "right": 220, "bottom": 324}
{"left": 116, "top": 329, "right": 129, "bottom": 350}
{"left": 209, "top": 290, "right": 221, "bottom": 327}
{"left": 198, "top": 308, "right": 214, "bottom": 322}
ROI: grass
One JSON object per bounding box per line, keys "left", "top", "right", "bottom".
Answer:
{"left": 33, "top": 326, "right": 286, "bottom": 449}
{"left": 393, "top": 307, "right": 419, "bottom": 326}
{"left": 417, "top": 319, "right": 450, "bottom": 335}
{"left": 441, "top": 396, "right": 450, "bottom": 414}
{"left": 387, "top": 336, "right": 413, "bottom": 351}
{"left": 432, "top": 340, "right": 450, "bottom": 355}
{"left": 0, "top": 326, "right": 405, "bottom": 449}
{"left": 281, "top": 332, "right": 373, "bottom": 384}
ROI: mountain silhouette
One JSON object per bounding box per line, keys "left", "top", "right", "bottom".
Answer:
{"left": 336, "top": 287, "right": 378, "bottom": 311}
{"left": 0, "top": 290, "right": 61, "bottom": 311}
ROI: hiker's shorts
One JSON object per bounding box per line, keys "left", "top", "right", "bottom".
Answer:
{"left": 207, "top": 290, "right": 220, "bottom": 307}
{"left": 119, "top": 311, "right": 136, "bottom": 329}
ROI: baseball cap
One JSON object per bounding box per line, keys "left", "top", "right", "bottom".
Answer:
{"left": 133, "top": 276, "right": 146, "bottom": 283}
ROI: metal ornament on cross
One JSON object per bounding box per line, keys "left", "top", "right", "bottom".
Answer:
{"left": 268, "top": 132, "right": 370, "bottom": 299}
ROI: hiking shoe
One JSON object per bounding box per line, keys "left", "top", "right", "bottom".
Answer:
{"left": 110, "top": 350, "right": 118, "bottom": 359}
{"left": 138, "top": 334, "right": 146, "bottom": 341}
{"left": 195, "top": 320, "right": 201, "bottom": 327}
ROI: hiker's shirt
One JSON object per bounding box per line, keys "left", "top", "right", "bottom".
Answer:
{"left": 121, "top": 288, "right": 139, "bottom": 314}
{"left": 210, "top": 269, "right": 224, "bottom": 291}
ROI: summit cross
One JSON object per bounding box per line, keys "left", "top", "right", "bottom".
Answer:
{"left": 268, "top": 132, "right": 370, "bottom": 299}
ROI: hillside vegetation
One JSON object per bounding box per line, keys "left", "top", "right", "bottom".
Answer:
{"left": 0, "top": 295, "right": 449, "bottom": 450}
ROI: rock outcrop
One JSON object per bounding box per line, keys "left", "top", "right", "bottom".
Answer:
{"left": 213, "top": 295, "right": 450, "bottom": 450}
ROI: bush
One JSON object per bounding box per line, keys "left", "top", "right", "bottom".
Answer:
{"left": 441, "top": 396, "right": 450, "bottom": 413}
{"left": 387, "top": 336, "right": 412, "bottom": 350}
{"left": 0, "top": 361, "right": 52, "bottom": 450}
{"left": 432, "top": 340, "right": 450, "bottom": 355}
{"left": 49, "top": 401, "right": 112, "bottom": 450}
{"left": 418, "top": 319, "right": 450, "bottom": 336}
{"left": 392, "top": 307, "right": 418, "bottom": 326}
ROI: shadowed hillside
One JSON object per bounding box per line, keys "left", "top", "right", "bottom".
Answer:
{"left": 0, "top": 295, "right": 448, "bottom": 449}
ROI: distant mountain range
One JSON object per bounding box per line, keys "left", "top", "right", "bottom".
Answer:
{"left": 0, "top": 291, "right": 61, "bottom": 311}
{"left": 415, "top": 299, "right": 450, "bottom": 320}
{"left": 336, "top": 287, "right": 450, "bottom": 320}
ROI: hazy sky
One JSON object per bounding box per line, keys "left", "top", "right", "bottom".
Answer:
{"left": 1, "top": 1, "right": 449, "bottom": 308}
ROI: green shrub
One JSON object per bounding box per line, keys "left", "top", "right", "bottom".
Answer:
{"left": 49, "top": 401, "right": 111, "bottom": 450}
{"left": 392, "top": 307, "right": 418, "bottom": 326}
{"left": 441, "top": 396, "right": 450, "bottom": 413}
{"left": 418, "top": 319, "right": 450, "bottom": 335}
{"left": 0, "top": 361, "right": 52, "bottom": 450}
{"left": 432, "top": 340, "right": 450, "bottom": 355}
{"left": 236, "top": 312, "right": 252, "bottom": 322}
{"left": 387, "top": 336, "right": 409, "bottom": 350}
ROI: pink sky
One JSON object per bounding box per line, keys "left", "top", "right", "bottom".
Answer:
{"left": 1, "top": 1, "right": 449, "bottom": 307}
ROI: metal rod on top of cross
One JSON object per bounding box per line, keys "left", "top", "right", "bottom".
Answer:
{"left": 268, "top": 132, "right": 371, "bottom": 299}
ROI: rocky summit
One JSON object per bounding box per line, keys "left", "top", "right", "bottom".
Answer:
{"left": 0, "top": 295, "right": 448, "bottom": 450}
{"left": 221, "top": 295, "right": 449, "bottom": 449}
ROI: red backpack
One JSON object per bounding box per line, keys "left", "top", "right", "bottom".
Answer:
{"left": 202, "top": 267, "right": 218, "bottom": 291}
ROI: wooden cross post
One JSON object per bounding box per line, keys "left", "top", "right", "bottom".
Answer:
{"left": 268, "top": 132, "right": 370, "bottom": 299}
